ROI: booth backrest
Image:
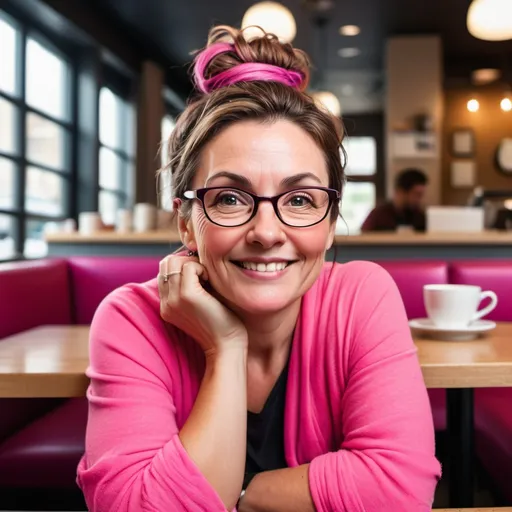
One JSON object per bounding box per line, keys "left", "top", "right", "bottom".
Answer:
{"left": 375, "top": 261, "right": 450, "bottom": 320}
{"left": 0, "top": 259, "right": 71, "bottom": 339}
{"left": 68, "top": 257, "right": 162, "bottom": 324}
{"left": 450, "top": 260, "right": 512, "bottom": 322}
{"left": 0, "top": 259, "right": 71, "bottom": 442}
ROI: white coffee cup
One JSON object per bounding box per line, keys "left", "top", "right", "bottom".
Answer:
{"left": 133, "top": 203, "right": 157, "bottom": 232}
{"left": 116, "top": 209, "right": 133, "bottom": 233}
{"left": 423, "top": 284, "right": 498, "bottom": 329}
{"left": 62, "top": 218, "right": 77, "bottom": 233}
{"left": 79, "top": 212, "right": 102, "bottom": 236}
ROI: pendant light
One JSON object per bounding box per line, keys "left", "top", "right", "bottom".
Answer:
{"left": 467, "top": 0, "right": 512, "bottom": 41}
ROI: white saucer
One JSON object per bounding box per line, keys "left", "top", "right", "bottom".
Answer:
{"left": 409, "top": 318, "right": 496, "bottom": 341}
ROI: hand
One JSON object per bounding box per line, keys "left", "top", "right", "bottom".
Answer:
{"left": 158, "top": 254, "right": 248, "bottom": 355}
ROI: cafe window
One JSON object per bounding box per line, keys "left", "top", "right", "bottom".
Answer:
{"left": 0, "top": 10, "right": 73, "bottom": 260}
{"left": 98, "top": 86, "right": 135, "bottom": 226}
{"left": 159, "top": 114, "right": 176, "bottom": 211}
{"left": 340, "top": 136, "right": 377, "bottom": 234}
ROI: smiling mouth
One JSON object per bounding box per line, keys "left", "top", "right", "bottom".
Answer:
{"left": 231, "top": 261, "right": 295, "bottom": 272}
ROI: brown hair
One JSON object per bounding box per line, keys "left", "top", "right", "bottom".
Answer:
{"left": 159, "top": 25, "right": 345, "bottom": 222}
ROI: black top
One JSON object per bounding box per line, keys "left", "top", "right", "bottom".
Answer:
{"left": 243, "top": 360, "right": 289, "bottom": 489}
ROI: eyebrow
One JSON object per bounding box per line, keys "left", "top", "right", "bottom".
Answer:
{"left": 204, "top": 171, "right": 323, "bottom": 189}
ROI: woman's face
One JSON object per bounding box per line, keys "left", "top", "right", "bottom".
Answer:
{"left": 180, "top": 119, "right": 335, "bottom": 315}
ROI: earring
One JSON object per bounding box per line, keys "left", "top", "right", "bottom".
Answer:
{"left": 187, "top": 250, "right": 197, "bottom": 257}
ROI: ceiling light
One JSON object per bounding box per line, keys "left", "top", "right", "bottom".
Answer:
{"left": 467, "top": 0, "right": 512, "bottom": 41}
{"left": 501, "top": 97, "right": 512, "bottom": 112}
{"left": 467, "top": 98, "right": 480, "bottom": 112}
{"left": 242, "top": 2, "right": 296, "bottom": 43}
{"left": 312, "top": 91, "right": 341, "bottom": 117}
{"left": 471, "top": 68, "right": 502, "bottom": 85}
{"left": 339, "top": 25, "right": 360, "bottom": 36}
{"left": 337, "top": 47, "right": 361, "bottom": 58}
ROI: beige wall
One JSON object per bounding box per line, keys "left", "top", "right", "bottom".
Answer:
{"left": 442, "top": 86, "right": 512, "bottom": 205}
{"left": 385, "top": 36, "right": 444, "bottom": 205}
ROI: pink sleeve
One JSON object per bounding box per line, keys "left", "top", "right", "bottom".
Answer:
{"left": 76, "top": 288, "right": 229, "bottom": 512}
{"left": 309, "top": 264, "right": 441, "bottom": 512}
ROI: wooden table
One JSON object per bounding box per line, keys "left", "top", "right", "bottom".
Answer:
{"left": 1, "top": 323, "right": 512, "bottom": 507}
{"left": 2, "top": 323, "right": 511, "bottom": 397}
{"left": 0, "top": 325, "right": 89, "bottom": 398}
{"left": 414, "top": 322, "right": 512, "bottom": 508}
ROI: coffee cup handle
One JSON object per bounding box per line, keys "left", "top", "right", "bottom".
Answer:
{"left": 473, "top": 291, "right": 498, "bottom": 322}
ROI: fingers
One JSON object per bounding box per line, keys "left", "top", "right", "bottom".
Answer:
{"left": 180, "top": 261, "right": 209, "bottom": 299}
{"left": 158, "top": 254, "right": 207, "bottom": 302}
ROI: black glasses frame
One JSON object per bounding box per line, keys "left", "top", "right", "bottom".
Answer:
{"left": 183, "top": 186, "right": 341, "bottom": 228}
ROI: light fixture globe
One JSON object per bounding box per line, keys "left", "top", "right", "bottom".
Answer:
{"left": 312, "top": 91, "right": 341, "bottom": 117}
{"left": 242, "top": 2, "right": 297, "bottom": 43}
{"left": 467, "top": 0, "right": 512, "bottom": 41}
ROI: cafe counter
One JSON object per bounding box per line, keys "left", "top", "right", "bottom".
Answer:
{"left": 45, "top": 230, "right": 512, "bottom": 261}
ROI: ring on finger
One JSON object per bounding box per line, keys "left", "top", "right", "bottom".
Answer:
{"left": 161, "top": 270, "right": 182, "bottom": 283}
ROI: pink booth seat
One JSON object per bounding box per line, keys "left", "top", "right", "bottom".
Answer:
{"left": 0, "top": 259, "right": 71, "bottom": 340}
{"left": 0, "top": 257, "right": 162, "bottom": 490}
{"left": 376, "top": 261, "right": 449, "bottom": 432}
{"left": 68, "top": 256, "right": 162, "bottom": 324}
{"left": 0, "top": 260, "right": 72, "bottom": 445}
{"left": 0, "top": 398, "right": 87, "bottom": 488}
{"left": 451, "top": 260, "right": 512, "bottom": 503}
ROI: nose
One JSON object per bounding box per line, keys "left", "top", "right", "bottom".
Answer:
{"left": 245, "top": 200, "right": 287, "bottom": 249}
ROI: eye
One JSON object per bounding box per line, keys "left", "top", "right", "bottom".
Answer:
{"left": 218, "top": 193, "right": 239, "bottom": 206}
{"left": 287, "top": 193, "right": 314, "bottom": 207}
{"left": 212, "top": 189, "right": 251, "bottom": 207}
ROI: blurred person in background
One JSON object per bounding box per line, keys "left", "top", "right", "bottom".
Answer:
{"left": 361, "top": 168, "right": 428, "bottom": 232}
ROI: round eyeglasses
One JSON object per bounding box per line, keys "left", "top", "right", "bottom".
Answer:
{"left": 183, "top": 186, "right": 340, "bottom": 228}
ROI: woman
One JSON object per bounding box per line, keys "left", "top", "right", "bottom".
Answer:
{"left": 78, "top": 25, "right": 440, "bottom": 511}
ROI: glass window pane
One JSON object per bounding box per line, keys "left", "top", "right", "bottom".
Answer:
{"left": 344, "top": 137, "right": 377, "bottom": 176}
{"left": 0, "top": 157, "right": 16, "bottom": 210}
{"left": 159, "top": 169, "right": 173, "bottom": 211}
{"left": 26, "top": 113, "right": 67, "bottom": 170}
{"left": 0, "top": 97, "right": 17, "bottom": 154}
{"left": 0, "top": 16, "right": 17, "bottom": 96}
{"left": 0, "top": 214, "right": 16, "bottom": 260}
{"left": 339, "top": 182, "right": 376, "bottom": 235}
{"left": 99, "top": 146, "right": 122, "bottom": 191}
{"left": 99, "top": 87, "right": 122, "bottom": 149}
{"left": 25, "top": 167, "right": 65, "bottom": 216}
{"left": 161, "top": 115, "right": 175, "bottom": 167}
{"left": 99, "top": 190, "right": 119, "bottom": 226}
{"left": 26, "top": 38, "right": 69, "bottom": 120}
{"left": 24, "top": 219, "right": 48, "bottom": 258}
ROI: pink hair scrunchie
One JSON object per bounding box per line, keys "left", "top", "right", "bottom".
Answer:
{"left": 194, "top": 42, "right": 305, "bottom": 94}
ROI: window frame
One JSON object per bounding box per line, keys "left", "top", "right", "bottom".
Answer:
{"left": 0, "top": 8, "right": 76, "bottom": 261}
{"left": 97, "top": 70, "right": 136, "bottom": 226}
{"left": 340, "top": 114, "right": 385, "bottom": 234}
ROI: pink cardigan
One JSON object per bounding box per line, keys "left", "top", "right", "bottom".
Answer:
{"left": 77, "top": 261, "right": 441, "bottom": 511}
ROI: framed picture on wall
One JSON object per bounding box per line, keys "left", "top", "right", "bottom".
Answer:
{"left": 452, "top": 129, "right": 475, "bottom": 157}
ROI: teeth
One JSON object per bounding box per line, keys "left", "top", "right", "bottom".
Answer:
{"left": 240, "top": 261, "right": 288, "bottom": 272}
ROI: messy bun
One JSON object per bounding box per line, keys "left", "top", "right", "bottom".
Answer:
{"left": 193, "top": 25, "right": 310, "bottom": 93}
{"left": 160, "top": 25, "right": 345, "bottom": 223}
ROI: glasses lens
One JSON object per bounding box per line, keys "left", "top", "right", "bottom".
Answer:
{"left": 278, "top": 188, "right": 330, "bottom": 226}
{"left": 204, "top": 188, "right": 254, "bottom": 226}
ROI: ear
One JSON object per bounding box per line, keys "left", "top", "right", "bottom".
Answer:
{"left": 175, "top": 200, "right": 198, "bottom": 252}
